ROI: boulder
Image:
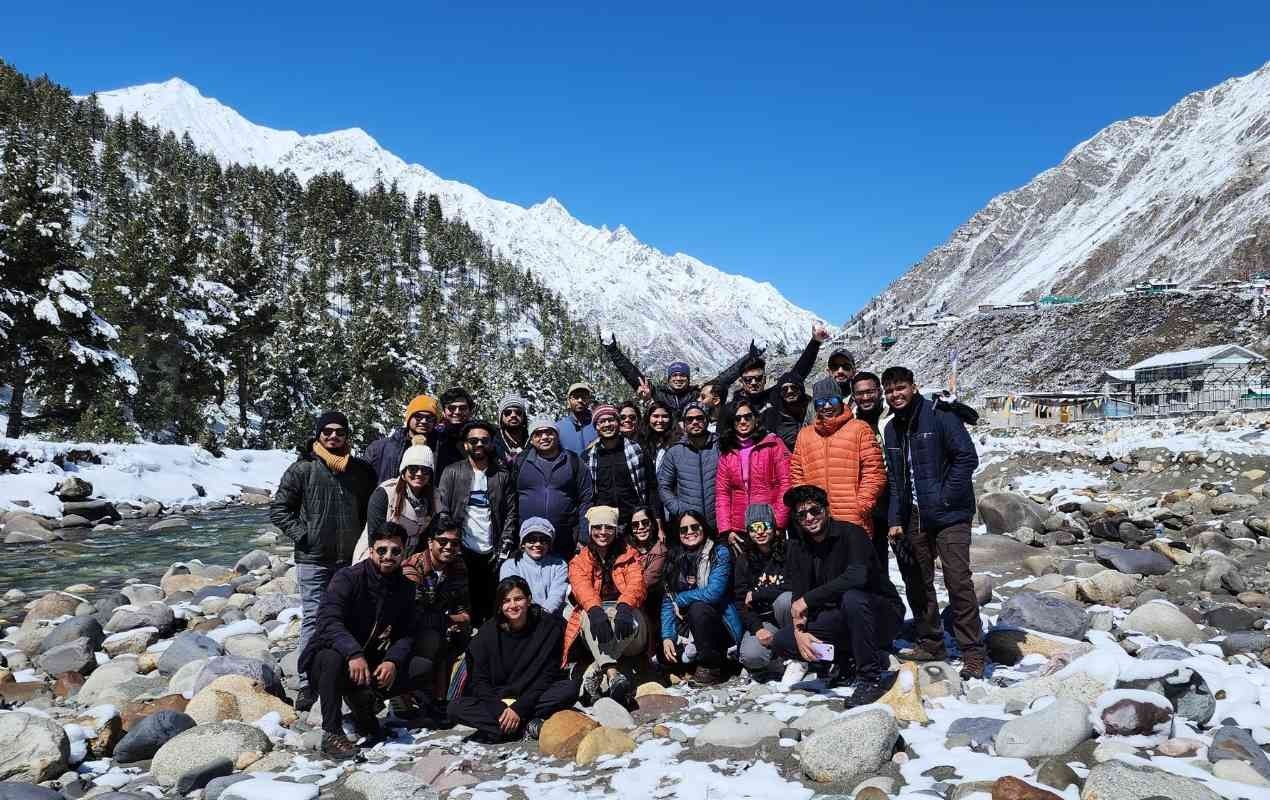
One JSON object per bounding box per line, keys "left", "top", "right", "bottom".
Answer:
{"left": 120, "top": 584, "right": 164, "bottom": 605}
{"left": 37, "top": 616, "right": 104, "bottom": 655}
{"left": 157, "top": 631, "right": 223, "bottom": 676}
{"left": 991, "top": 777, "right": 1063, "bottom": 800}
{"left": 1208, "top": 725, "right": 1270, "bottom": 781}
{"left": 147, "top": 517, "right": 191, "bottom": 532}
{"left": 538, "top": 710, "right": 599, "bottom": 759}
{"left": 997, "top": 593, "right": 1090, "bottom": 639}
{"left": 55, "top": 476, "right": 93, "bottom": 501}
{"left": 120, "top": 694, "right": 189, "bottom": 731}
{"left": 113, "top": 710, "right": 196, "bottom": 763}
{"left": 574, "top": 726, "right": 636, "bottom": 765}
{"left": 36, "top": 637, "right": 97, "bottom": 677}
{"left": 1091, "top": 689, "right": 1173, "bottom": 742}
{"left": 1076, "top": 570, "right": 1139, "bottom": 605}
{"left": 60, "top": 499, "right": 118, "bottom": 521}
{"left": 946, "top": 716, "right": 1007, "bottom": 751}
{"left": 986, "top": 629, "right": 1091, "bottom": 666}
{"left": 160, "top": 573, "right": 218, "bottom": 596}
{"left": 344, "top": 770, "right": 438, "bottom": 800}
{"left": 978, "top": 493, "right": 1049, "bottom": 536}
{"left": 1117, "top": 666, "right": 1214, "bottom": 726}
{"left": 0, "top": 712, "right": 70, "bottom": 782}
{"left": 1122, "top": 602, "right": 1202, "bottom": 643}
{"left": 21, "top": 591, "right": 83, "bottom": 629}
{"left": 1093, "top": 545, "right": 1174, "bottom": 576}
{"left": 193, "top": 656, "right": 285, "bottom": 698}
{"left": 102, "top": 628, "right": 158, "bottom": 657}
{"left": 104, "top": 602, "right": 176, "bottom": 636}
{"left": 797, "top": 706, "right": 897, "bottom": 784}
{"left": 994, "top": 697, "right": 1093, "bottom": 759}
{"left": 150, "top": 722, "right": 272, "bottom": 788}
{"left": 1080, "top": 758, "right": 1221, "bottom": 800}
{"left": 587, "top": 697, "right": 635, "bottom": 730}
{"left": 0, "top": 783, "right": 64, "bottom": 800}
{"left": 695, "top": 711, "right": 784, "bottom": 748}
{"left": 1210, "top": 493, "right": 1259, "bottom": 514}
{"left": 77, "top": 657, "right": 163, "bottom": 706}
{"left": 234, "top": 550, "right": 272, "bottom": 574}
{"left": 876, "top": 661, "right": 927, "bottom": 724}
{"left": 185, "top": 674, "right": 297, "bottom": 725}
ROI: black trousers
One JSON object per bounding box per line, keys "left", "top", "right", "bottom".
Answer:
{"left": 462, "top": 547, "right": 498, "bottom": 626}
{"left": 447, "top": 678, "right": 577, "bottom": 737}
{"left": 673, "top": 601, "right": 732, "bottom": 667}
{"left": 772, "top": 589, "right": 901, "bottom": 680}
{"left": 309, "top": 648, "right": 426, "bottom": 734}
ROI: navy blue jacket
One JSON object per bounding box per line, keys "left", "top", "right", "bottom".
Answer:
{"left": 883, "top": 393, "right": 977, "bottom": 530}
{"left": 515, "top": 448, "right": 593, "bottom": 556}
{"left": 297, "top": 559, "right": 417, "bottom": 675}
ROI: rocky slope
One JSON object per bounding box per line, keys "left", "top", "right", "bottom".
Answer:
{"left": 90, "top": 79, "right": 826, "bottom": 372}
{"left": 859, "top": 60, "right": 1270, "bottom": 327}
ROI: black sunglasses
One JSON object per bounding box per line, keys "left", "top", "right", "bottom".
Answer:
{"left": 679, "top": 523, "right": 703, "bottom": 534}
{"left": 403, "top": 465, "right": 430, "bottom": 476}
{"left": 683, "top": 415, "right": 707, "bottom": 424}
{"left": 630, "top": 518, "right": 653, "bottom": 529}
{"left": 502, "top": 408, "right": 524, "bottom": 416}
{"left": 434, "top": 537, "right": 461, "bottom": 549}
{"left": 320, "top": 427, "right": 349, "bottom": 437}
{"left": 740, "top": 375, "right": 765, "bottom": 385}
{"left": 465, "top": 437, "right": 490, "bottom": 446}
{"left": 373, "top": 545, "right": 402, "bottom": 556}
{"left": 734, "top": 412, "right": 755, "bottom": 422}
{"left": 796, "top": 506, "right": 825, "bottom": 518}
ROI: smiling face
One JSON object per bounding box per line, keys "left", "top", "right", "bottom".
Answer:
{"left": 682, "top": 408, "right": 708, "bottom": 438}
{"left": 815, "top": 396, "right": 845, "bottom": 420}
{"left": 852, "top": 377, "right": 882, "bottom": 413}
{"left": 668, "top": 373, "right": 690, "bottom": 391}
{"left": 884, "top": 379, "right": 918, "bottom": 412}
{"left": 648, "top": 407, "right": 672, "bottom": 433}
{"left": 828, "top": 356, "right": 855, "bottom": 383}
{"left": 500, "top": 586, "right": 530, "bottom": 626}
{"left": 408, "top": 410, "right": 435, "bottom": 436}
{"left": 733, "top": 403, "right": 756, "bottom": 438}
{"left": 747, "top": 519, "right": 773, "bottom": 550}
{"left": 618, "top": 408, "right": 639, "bottom": 436}
{"left": 369, "top": 534, "right": 404, "bottom": 575}
{"left": 677, "top": 513, "right": 705, "bottom": 548}
{"left": 629, "top": 509, "right": 656, "bottom": 545}
{"left": 318, "top": 423, "right": 350, "bottom": 453}
{"left": 522, "top": 532, "right": 551, "bottom": 560}
{"left": 794, "top": 500, "right": 827, "bottom": 537}
{"left": 500, "top": 405, "right": 525, "bottom": 430}
{"left": 594, "top": 413, "right": 620, "bottom": 440}
{"left": 530, "top": 426, "right": 559, "bottom": 456}
{"left": 464, "top": 428, "right": 492, "bottom": 460}
{"left": 430, "top": 528, "right": 462, "bottom": 564}
{"left": 402, "top": 464, "right": 432, "bottom": 491}
{"left": 589, "top": 522, "right": 617, "bottom": 551}
{"left": 568, "top": 389, "right": 592, "bottom": 414}
{"left": 444, "top": 399, "right": 471, "bottom": 426}
{"left": 740, "top": 368, "right": 766, "bottom": 395}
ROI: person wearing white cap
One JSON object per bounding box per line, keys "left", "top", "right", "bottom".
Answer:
{"left": 498, "top": 517, "right": 569, "bottom": 615}
{"left": 555, "top": 382, "right": 598, "bottom": 455}
{"left": 352, "top": 440, "right": 436, "bottom": 562}
{"left": 515, "top": 415, "right": 593, "bottom": 557}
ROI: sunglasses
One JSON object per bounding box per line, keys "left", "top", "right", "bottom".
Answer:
{"left": 403, "top": 465, "right": 430, "bottom": 476}
{"left": 679, "top": 523, "right": 703, "bottom": 534}
{"left": 434, "top": 537, "right": 462, "bottom": 549}
{"left": 781, "top": 384, "right": 801, "bottom": 393}
{"left": 630, "top": 518, "right": 653, "bottom": 530}
{"left": 523, "top": 535, "right": 551, "bottom": 546}
{"left": 502, "top": 408, "right": 524, "bottom": 416}
{"left": 465, "top": 437, "right": 490, "bottom": 446}
{"left": 409, "top": 412, "right": 435, "bottom": 422}
{"left": 814, "top": 398, "right": 844, "bottom": 410}
{"left": 445, "top": 404, "right": 470, "bottom": 413}
{"left": 683, "top": 415, "right": 707, "bottom": 424}
{"left": 796, "top": 506, "right": 825, "bottom": 519}
{"left": 740, "top": 375, "right": 765, "bottom": 385}
{"left": 320, "top": 427, "right": 349, "bottom": 437}
{"left": 747, "top": 522, "right": 772, "bottom": 534}
{"left": 734, "top": 412, "right": 755, "bottom": 422}
{"left": 830, "top": 362, "right": 853, "bottom": 372}
{"left": 619, "top": 414, "right": 639, "bottom": 422}
{"left": 373, "top": 545, "right": 402, "bottom": 556}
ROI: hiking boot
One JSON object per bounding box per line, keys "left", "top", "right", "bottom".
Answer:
{"left": 523, "top": 717, "right": 545, "bottom": 741}
{"left": 843, "top": 672, "right": 896, "bottom": 710}
{"left": 320, "top": 732, "right": 358, "bottom": 759}
{"left": 898, "top": 642, "right": 947, "bottom": 662}
{"left": 347, "top": 688, "right": 384, "bottom": 740}
{"left": 295, "top": 685, "right": 318, "bottom": 713}
{"left": 691, "top": 665, "right": 726, "bottom": 686}
{"left": 606, "top": 671, "right": 632, "bottom": 705}
{"left": 581, "top": 663, "right": 604, "bottom": 703}
{"left": 959, "top": 652, "right": 987, "bottom": 680}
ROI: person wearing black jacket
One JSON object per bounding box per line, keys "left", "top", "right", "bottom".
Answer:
{"left": 448, "top": 576, "right": 577, "bottom": 743}
{"left": 602, "top": 336, "right": 759, "bottom": 418}
{"left": 735, "top": 325, "right": 831, "bottom": 415}
{"left": 734, "top": 504, "right": 793, "bottom": 678}
{"left": 761, "top": 371, "right": 811, "bottom": 452}
{"left": 772, "top": 485, "right": 904, "bottom": 708}
{"left": 270, "top": 410, "right": 378, "bottom": 712}
{"left": 434, "top": 387, "right": 476, "bottom": 475}
{"left": 298, "top": 525, "right": 420, "bottom": 758}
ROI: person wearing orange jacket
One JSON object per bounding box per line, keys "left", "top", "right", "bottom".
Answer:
{"left": 562, "top": 505, "right": 647, "bottom": 705}
{"left": 790, "top": 381, "right": 888, "bottom": 562}
{"left": 365, "top": 395, "right": 441, "bottom": 483}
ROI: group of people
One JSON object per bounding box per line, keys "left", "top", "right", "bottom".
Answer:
{"left": 269, "top": 327, "right": 986, "bottom": 757}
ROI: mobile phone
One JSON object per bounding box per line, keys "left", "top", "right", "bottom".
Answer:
{"left": 809, "top": 642, "right": 835, "bottom": 662}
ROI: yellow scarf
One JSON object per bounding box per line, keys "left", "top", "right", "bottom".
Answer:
{"left": 312, "top": 441, "right": 350, "bottom": 473}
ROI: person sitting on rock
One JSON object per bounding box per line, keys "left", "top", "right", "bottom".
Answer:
{"left": 499, "top": 517, "right": 570, "bottom": 616}
{"left": 447, "top": 575, "right": 577, "bottom": 743}
{"left": 733, "top": 503, "right": 795, "bottom": 682}
{"left": 771, "top": 485, "right": 905, "bottom": 708}
{"left": 297, "top": 523, "right": 420, "bottom": 758}
{"left": 659, "top": 510, "right": 743, "bottom": 685}
{"left": 627, "top": 504, "right": 668, "bottom": 655}
{"left": 563, "top": 505, "right": 647, "bottom": 705}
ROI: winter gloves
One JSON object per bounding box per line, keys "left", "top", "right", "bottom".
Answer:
{"left": 613, "top": 603, "right": 637, "bottom": 640}
{"left": 587, "top": 607, "right": 615, "bottom": 644}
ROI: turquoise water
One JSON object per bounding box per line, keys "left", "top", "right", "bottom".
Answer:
{"left": 0, "top": 507, "right": 276, "bottom": 603}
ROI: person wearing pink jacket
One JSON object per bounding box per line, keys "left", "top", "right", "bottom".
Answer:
{"left": 715, "top": 399, "right": 792, "bottom": 545}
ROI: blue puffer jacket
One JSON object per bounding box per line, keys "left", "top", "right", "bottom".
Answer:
{"left": 883, "top": 393, "right": 978, "bottom": 530}
{"left": 660, "top": 542, "right": 744, "bottom": 643}
{"left": 556, "top": 413, "right": 598, "bottom": 455}
{"left": 656, "top": 433, "right": 720, "bottom": 528}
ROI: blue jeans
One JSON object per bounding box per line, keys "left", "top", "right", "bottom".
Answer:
{"left": 296, "top": 562, "right": 338, "bottom": 688}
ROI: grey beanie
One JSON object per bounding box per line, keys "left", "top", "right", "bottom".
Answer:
{"left": 528, "top": 415, "right": 557, "bottom": 435}
{"left": 499, "top": 394, "right": 528, "bottom": 416}
{"left": 812, "top": 376, "right": 843, "bottom": 403}
{"left": 745, "top": 503, "right": 777, "bottom": 533}
{"left": 519, "top": 516, "right": 556, "bottom": 543}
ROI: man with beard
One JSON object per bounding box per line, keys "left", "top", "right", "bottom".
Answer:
{"left": 556, "top": 382, "right": 598, "bottom": 455}
{"left": 761, "top": 371, "right": 811, "bottom": 452}
{"left": 516, "top": 416, "right": 593, "bottom": 556}
{"left": 734, "top": 324, "right": 831, "bottom": 416}
{"left": 366, "top": 395, "right": 440, "bottom": 483}
{"left": 494, "top": 394, "right": 529, "bottom": 470}
{"left": 584, "top": 404, "right": 660, "bottom": 525}
{"left": 435, "top": 387, "right": 476, "bottom": 475}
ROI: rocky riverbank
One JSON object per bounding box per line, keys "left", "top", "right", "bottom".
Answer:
{"left": 0, "top": 414, "right": 1269, "bottom": 799}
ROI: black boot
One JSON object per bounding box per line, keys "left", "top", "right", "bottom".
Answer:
{"left": 843, "top": 671, "right": 896, "bottom": 709}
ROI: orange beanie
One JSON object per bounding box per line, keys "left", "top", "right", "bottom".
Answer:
{"left": 404, "top": 394, "right": 440, "bottom": 427}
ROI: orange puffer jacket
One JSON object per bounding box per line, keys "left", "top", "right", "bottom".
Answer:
{"left": 561, "top": 545, "right": 646, "bottom": 664}
{"left": 790, "top": 410, "right": 887, "bottom": 533}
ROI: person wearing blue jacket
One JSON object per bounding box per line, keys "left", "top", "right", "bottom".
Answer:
{"left": 499, "top": 517, "right": 570, "bottom": 616}
{"left": 555, "top": 382, "right": 598, "bottom": 455}
{"left": 881, "top": 366, "right": 985, "bottom": 680}
{"left": 516, "top": 416, "right": 593, "bottom": 556}
{"left": 656, "top": 402, "right": 720, "bottom": 529}
{"left": 659, "top": 510, "right": 743, "bottom": 685}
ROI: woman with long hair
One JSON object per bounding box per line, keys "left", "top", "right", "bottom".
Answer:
{"left": 642, "top": 401, "right": 676, "bottom": 472}
{"left": 354, "top": 441, "right": 436, "bottom": 561}
{"left": 659, "top": 510, "right": 742, "bottom": 685}
{"left": 626, "top": 504, "right": 667, "bottom": 653}
{"left": 617, "top": 400, "right": 643, "bottom": 443}
{"left": 733, "top": 503, "right": 796, "bottom": 680}
{"left": 447, "top": 576, "right": 575, "bottom": 743}
{"left": 715, "top": 400, "right": 791, "bottom": 547}
{"left": 563, "top": 505, "right": 647, "bottom": 704}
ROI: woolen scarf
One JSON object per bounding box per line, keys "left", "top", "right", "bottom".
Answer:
{"left": 312, "top": 441, "right": 350, "bottom": 473}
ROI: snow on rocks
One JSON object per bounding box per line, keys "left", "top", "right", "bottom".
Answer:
{"left": 994, "top": 696, "right": 1095, "bottom": 758}
{"left": 1090, "top": 689, "right": 1174, "bottom": 745}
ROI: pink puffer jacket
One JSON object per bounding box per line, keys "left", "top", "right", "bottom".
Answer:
{"left": 715, "top": 433, "right": 792, "bottom": 532}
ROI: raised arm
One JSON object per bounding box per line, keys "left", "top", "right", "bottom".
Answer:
{"left": 602, "top": 335, "right": 646, "bottom": 391}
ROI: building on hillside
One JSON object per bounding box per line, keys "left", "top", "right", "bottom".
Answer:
{"left": 980, "top": 391, "right": 1136, "bottom": 428}
{"left": 1097, "top": 369, "right": 1136, "bottom": 399}
{"left": 1039, "top": 294, "right": 1081, "bottom": 305}
{"left": 1115, "top": 344, "right": 1268, "bottom": 415}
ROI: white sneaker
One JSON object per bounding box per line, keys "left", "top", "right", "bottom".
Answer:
{"left": 581, "top": 663, "right": 604, "bottom": 702}
{"left": 778, "top": 660, "right": 808, "bottom": 690}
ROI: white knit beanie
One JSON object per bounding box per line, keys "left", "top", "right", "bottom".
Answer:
{"left": 398, "top": 443, "right": 435, "bottom": 474}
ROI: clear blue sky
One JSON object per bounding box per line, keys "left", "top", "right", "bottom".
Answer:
{"left": 3, "top": 2, "right": 1268, "bottom": 322}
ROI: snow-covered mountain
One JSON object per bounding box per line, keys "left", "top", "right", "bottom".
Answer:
{"left": 858, "top": 60, "right": 1270, "bottom": 326}
{"left": 91, "top": 79, "right": 826, "bottom": 372}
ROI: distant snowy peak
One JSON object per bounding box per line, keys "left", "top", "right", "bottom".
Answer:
{"left": 92, "top": 79, "right": 826, "bottom": 371}
{"left": 860, "top": 60, "right": 1270, "bottom": 326}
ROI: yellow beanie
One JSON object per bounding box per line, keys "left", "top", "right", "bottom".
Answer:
{"left": 404, "top": 395, "right": 440, "bottom": 427}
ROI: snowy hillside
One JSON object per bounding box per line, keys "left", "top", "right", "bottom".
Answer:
{"left": 92, "top": 79, "right": 826, "bottom": 372}
{"left": 860, "top": 60, "right": 1270, "bottom": 324}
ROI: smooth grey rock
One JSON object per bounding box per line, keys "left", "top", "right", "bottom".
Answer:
{"left": 1136, "top": 644, "right": 1192, "bottom": 660}
{"left": 946, "top": 716, "right": 1006, "bottom": 751}
{"left": 37, "top": 616, "right": 104, "bottom": 655}
{"left": 113, "top": 711, "right": 197, "bottom": 764}
{"left": 0, "top": 783, "right": 63, "bottom": 800}
{"left": 695, "top": 712, "right": 784, "bottom": 748}
{"left": 1093, "top": 544, "right": 1174, "bottom": 576}
{"left": 1122, "top": 602, "right": 1202, "bottom": 643}
{"left": 796, "top": 706, "right": 897, "bottom": 784}
{"left": 104, "top": 603, "right": 175, "bottom": 636}
{"left": 234, "top": 550, "right": 272, "bottom": 574}
{"left": 204, "top": 775, "right": 253, "bottom": 800}
{"left": 1209, "top": 725, "right": 1270, "bottom": 780}
{"left": 978, "top": 493, "right": 1049, "bottom": 536}
{"left": 994, "top": 697, "right": 1092, "bottom": 758}
{"left": 55, "top": 476, "right": 93, "bottom": 501}
{"left": 1221, "top": 631, "right": 1270, "bottom": 656}
{"left": 120, "top": 585, "right": 163, "bottom": 605}
{"left": 150, "top": 722, "right": 272, "bottom": 788}
{"left": 587, "top": 697, "right": 636, "bottom": 730}
{"left": 791, "top": 704, "right": 838, "bottom": 732}
{"left": 0, "top": 712, "right": 70, "bottom": 782}
{"left": 997, "top": 592, "right": 1090, "bottom": 639}
{"left": 193, "top": 655, "right": 285, "bottom": 698}
{"left": 36, "top": 637, "right": 97, "bottom": 677}
{"left": 59, "top": 499, "right": 118, "bottom": 521}
{"left": 343, "top": 770, "right": 439, "bottom": 800}
{"left": 175, "top": 759, "right": 233, "bottom": 794}
{"left": 147, "top": 517, "right": 191, "bottom": 533}
{"left": 157, "top": 632, "right": 222, "bottom": 676}
{"left": 1081, "top": 758, "right": 1221, "bottom": 799}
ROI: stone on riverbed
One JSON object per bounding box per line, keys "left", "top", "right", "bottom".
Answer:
{"left": 695, "top": 711, "right": 784, "bottom": 748}
{"left": 113, "top": 710, "right": 196, "bottom": 764}
{"left": 1093, "top": 545, "right": 1174, "bottom": 576}
{"left": 994, "top": 697, "right": 1093, "bottom": 758}
{"left": 150, "top": 722, "right": 272, "bottom": 788}
{"left": 0, "top": 712, "right": 70, "bottom": 782}
{"left": 37, "top": 615, "right": 104, "bottom": 654}
{"left": 1121, "top": 602, "right": 1202, "bottom": 643}
{"left": 158, "top": 631, "right": 223, "bottom": 675}
{"left": 996, "top": 592, "right": 1090, "bottom": 639}
{"left": 105, "top": 602, "right": 176, "bottom": 636}
{"left": 796, "top": 706, "right": 897, "bottom": 784}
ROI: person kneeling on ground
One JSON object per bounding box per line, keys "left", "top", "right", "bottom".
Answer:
{"left": 563, "top": 505, "right": 647, "bottom": 705}
{"left": 448, "top": 576, "right": 577, "bottom": 743}
{"left": 499, "top": 517, "right": 570, "bottom": 615}
{"left": 659, "top": 510, "right": 743, "bottom": 685}
{"left": 772, "top": 485, "right": 905, "bottom": 708}
{"left": 733, "top": 504, "right": 796, "bottom": 683}
{"left": 298, "top": 524, "right": 420, "bottom": 758}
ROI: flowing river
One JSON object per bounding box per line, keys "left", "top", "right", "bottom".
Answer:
{"left": 0, "top": 507, "right": 274, "bottom": 601}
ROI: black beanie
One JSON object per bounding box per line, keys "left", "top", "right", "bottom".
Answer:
{"left": 314, "top": 411, "right": 350, "bottom": 437}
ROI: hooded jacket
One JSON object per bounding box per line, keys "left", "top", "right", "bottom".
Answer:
{"left": 715, "top": 433, "right": 792, "bottom": 532}
{"left": 761, "top": 371, "right": 811, "bottom": 451}
{"left": 499, "top": 551, "right": 570, "bottom": 615}
{"left": 884, "top": 392, "right": 978, "bottom": 530}
{"left": 269, "top": 441, "right": 377, "bottom": 566}
{"left": 297, "top": 558, "right": 416, "bottom": 675}
{"left": 656, "top": 432, "right": 720, "bottom": 528}
{"left": 790, "top": 408, "right": 887, "bottom": 533}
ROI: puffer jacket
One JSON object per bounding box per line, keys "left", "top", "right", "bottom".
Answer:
{"left": 364, "top": 428, "right": 411, "bottom": 484}
{"left": 790, "top": 410, "right": 887, "bottom": 533}
{"left": 297, "top": 559, "right": 416, "bottom": 675}
{"left": 269, "top": 442, "right": 377, "bottom": 566}
{"left": 656, "top": 433, "right": 720, "bottom": 528}
{"left": 715, "top": 433, "right": 791, "bottom": 532}
{"left": 562, "top": 545, "right": 646, "bottom": 664}
{"left": 660, "top": 540, "right": 743, "bottom": 643}
{"left": 884, "top": 393, "right": 978, "bottom": 530}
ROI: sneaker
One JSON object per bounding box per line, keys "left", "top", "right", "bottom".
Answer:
{"left": 320, "top": 732, "right": 358, "bottom": 759}
{"left": 898, "top": 642, "right": 947, "bottom": 662}
{"left": 959, "top": 652, "right": 987, "bottom": 680}
{"left": 606, "top": 671, "right": 633, "bottom": 705}
{"left": 523, "top": 717, "right": 545, "bottom": 741}
{"left": 691, "top": 666, "right": 726, "bottom": 686}
{"left": 295, "top": 686, "right": 318, "bottom": 713}
{"left": 581, "top": 663, "right": 604, "bottom": 703}
{"left": 778, "top": 661, "right": 808, "bottom": 689}
{"left": 843, "top": 672, "right": 896, "bottom": 709}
